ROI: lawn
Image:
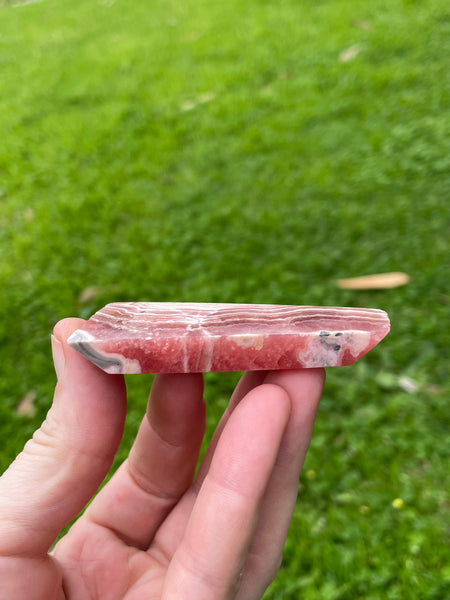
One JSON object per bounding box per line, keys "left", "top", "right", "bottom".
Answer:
{"left": 0, "top": 0, "right": 449, "bottom": 597}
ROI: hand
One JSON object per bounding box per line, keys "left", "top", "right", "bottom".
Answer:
{"left": 0, "top": 318, "right": 325, "bottom": 600}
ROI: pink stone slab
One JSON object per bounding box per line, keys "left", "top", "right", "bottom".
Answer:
{"left": 67, "top": 303, "right": 390, "bottom": 374}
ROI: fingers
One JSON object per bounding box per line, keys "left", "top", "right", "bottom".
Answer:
{"left": 150, "top": 371, "right": 268, "bottom": 556}
{"left": 161, "top": 383, "right": 291, "bottom": 600}
{"left": 0, "top": 318, "right": 127, "bottom": 557}
{"left": 155, "top": 369, "right": 325, "bottom": 600}
{"left": 84, "top": 373, "right": 206, "bottom": 549}
{"left": 236, "top": 368, "right": 325, "bottom": 598}
{"left": 195, "top": 371, "right": 267, "bottom": 485}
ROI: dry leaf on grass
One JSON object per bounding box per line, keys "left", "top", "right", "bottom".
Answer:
{"left": 180, "top": 92, "right": 216, "bottom": 113}
{"left": 339, "top": 45, "right": 360, "bottom": 62}
{"left": 398, "top": 376, "right": 418, "bottom": 394}
{"left": 16, "top": 390, "right": 37, "bottom": 417}
{"left": 424, "top": 384, "right": 441, "bottom": 396}
{"left": 78, "top": 286, "right": 104, "bottom": 305}
{"left": 337, "top": 272, "right": 410, "bottom": 290}
{"left": 352, "top": 20, "right": 370, "bottom": 30}
{"left": 24, "top": 207, "right": 35, "bottom": 221}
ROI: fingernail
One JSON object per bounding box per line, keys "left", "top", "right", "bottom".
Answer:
{"left": 51, "top": 335, "right": 66, "bottom": 380}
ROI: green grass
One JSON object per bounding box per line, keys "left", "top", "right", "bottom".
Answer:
{"left": 1, "top": 0, "right": 449, "bottom": 597}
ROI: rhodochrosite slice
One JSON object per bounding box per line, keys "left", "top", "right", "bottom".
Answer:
{"left": 68, "top": 303, "right": 390, "bottom": 374}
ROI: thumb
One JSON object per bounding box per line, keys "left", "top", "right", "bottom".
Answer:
{"left": 0, "top": 318, "right": 127, "bottom": 557}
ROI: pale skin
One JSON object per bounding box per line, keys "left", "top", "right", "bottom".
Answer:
{"left": 0, "top": 318, "right": 325, "bottom": 600}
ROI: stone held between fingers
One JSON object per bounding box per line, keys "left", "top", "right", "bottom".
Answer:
{"left": 67, "top": 302, "right": 390, "bottom": 374}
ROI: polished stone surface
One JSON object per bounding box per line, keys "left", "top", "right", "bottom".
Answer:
{"left": 68, "top": 302, "right": 390, "bottom": 374}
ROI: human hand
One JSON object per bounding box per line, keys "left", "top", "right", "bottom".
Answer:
{"left": 0, "top": 318, "right": 325, "bottom": 600}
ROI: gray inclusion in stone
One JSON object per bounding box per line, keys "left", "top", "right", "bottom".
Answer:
{"left": 67, "top": 330, "right": 123, "bottom": 372}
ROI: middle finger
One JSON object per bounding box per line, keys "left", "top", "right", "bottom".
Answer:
{"left": 84, "top": 373, "right": 206, "bottom": 549}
